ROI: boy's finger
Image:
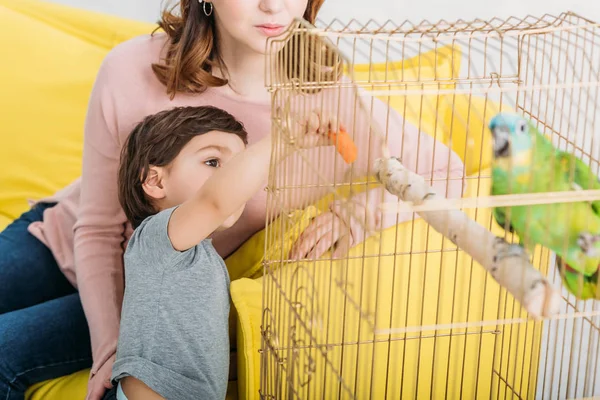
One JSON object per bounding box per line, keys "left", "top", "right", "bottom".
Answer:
{"left": 318, "top": 111, "right": 329, "bottom": 134}
{"left": 329, "top": 115, "right": 339, "bottom": 133}
{"left": 307, "top": 111, "right": 320, "bottom": 133}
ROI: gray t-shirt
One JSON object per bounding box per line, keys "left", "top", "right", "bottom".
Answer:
{"left": 111, "top": 207, "right": 231, "bottom": 400}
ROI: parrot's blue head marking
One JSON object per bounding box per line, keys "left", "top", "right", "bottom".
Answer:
{"left": 489, "top": 112, "right": 534, "bottom": 159}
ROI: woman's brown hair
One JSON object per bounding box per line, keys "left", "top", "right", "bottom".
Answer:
{"left": 151, "top": 0, "right": 329, "bottom": 98}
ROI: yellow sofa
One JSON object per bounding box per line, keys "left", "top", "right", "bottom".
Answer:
{"left": 0, "top": 0, "right": 539, "bottom": 398}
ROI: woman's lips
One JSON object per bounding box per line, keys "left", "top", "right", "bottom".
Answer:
{"left": 256, "top": 24, "right": 285, "bottom": 37}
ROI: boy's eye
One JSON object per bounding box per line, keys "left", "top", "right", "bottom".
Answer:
{"left": 205, "top": 159, "right": 221, "bottom": 168}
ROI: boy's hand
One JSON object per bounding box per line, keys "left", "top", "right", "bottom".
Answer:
{"left": 289, "top": 109, "right": 342, "bottom": 149}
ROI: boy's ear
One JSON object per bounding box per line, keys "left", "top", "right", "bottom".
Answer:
{"left": 141, "top": 166, "right": 167, "bottom": 200}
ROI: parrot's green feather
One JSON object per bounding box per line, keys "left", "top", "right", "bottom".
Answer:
{"left": 493, "top": 207, "right": 514, "bottom": 234}
{"left": 557, "top": 257, "right": 599, "bottom": 299}
{"left": 556, "top": 152, "right": 600, "bottom": 213}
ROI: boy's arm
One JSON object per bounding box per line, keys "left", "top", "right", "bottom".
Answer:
{"left": 168, "top": 108, "right": 338, "bottom": 252}
{"left": 168, "top": 134, "right": 277, "bottom": 251}
{"left": 120, "top": 377, "right": 165, "bottom": 400}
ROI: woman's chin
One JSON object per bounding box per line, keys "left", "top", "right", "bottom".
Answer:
{"left": 243, "top": 34, "right": 287, "bottom": 55}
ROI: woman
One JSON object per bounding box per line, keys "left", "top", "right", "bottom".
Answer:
{"left": 0, "top": 0, "right": 465, "bottom": 399}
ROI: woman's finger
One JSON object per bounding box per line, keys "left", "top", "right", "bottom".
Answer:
{"left": 86, "top": 384, "right": 105, "bottom": 400}
{"left": 289, "top": 213, "right": 335, "bottom": 259}
{"left": 331, "top": 233, "right": 352, "bottom": 259}
{"left": 289, "top": 229, "right": 316, "bottom": 260}
{"left": 289, "top": 227, "right": 319, "bottom": 260}
{"left": 306, "top": 228, "right": 342, "bottom": 260}
{"left": 293, "top": 213, "right": 334, "bottom": 246}
{"left": 299, "top": 213, "right": 349, "bottom": 260}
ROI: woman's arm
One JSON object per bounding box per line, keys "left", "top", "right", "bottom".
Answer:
{"left": 353, "top": 93, "right": 465, "bottom": 232}
{"left": 343, "top": 87, "right": 465, "bottom": 237}
{"left": 73, "top": 51, "right": 132, "bottom": 399}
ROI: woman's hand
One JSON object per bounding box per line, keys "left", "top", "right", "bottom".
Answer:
{"left": 86, "top": 354, "right": 115, "bottom": 400}
{"left": 289, "top": 199, "right": 374, "bottom": 261}
{"left": 289, "top": 211, "right": 352, "bottom": 260}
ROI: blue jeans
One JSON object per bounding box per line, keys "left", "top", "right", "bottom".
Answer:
{"left": 0, "top": 203, "right": 93, "bottom": 400}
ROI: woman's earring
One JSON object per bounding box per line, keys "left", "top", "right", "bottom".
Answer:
{"left": 200, "top": 0, "right": 213, "bottom": 17}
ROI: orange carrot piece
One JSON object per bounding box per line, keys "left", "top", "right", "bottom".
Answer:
{"left": 328, "top": 127, "right": 357, "bottom": 164}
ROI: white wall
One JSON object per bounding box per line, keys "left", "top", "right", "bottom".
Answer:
{"left": 43, "top": 0, "right": 600, "bottom": 26}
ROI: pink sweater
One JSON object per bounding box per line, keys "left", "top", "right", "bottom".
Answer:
{"left": 27, "top": 33, "right": 465, "bottom": 381}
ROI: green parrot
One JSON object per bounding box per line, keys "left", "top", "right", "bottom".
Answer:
{"left": 489, "top": 112, "right": 600, "bottom": 299}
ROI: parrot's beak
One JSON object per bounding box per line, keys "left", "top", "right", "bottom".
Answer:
{"left": 490, "top": 126, "right": 511, "bottom": 158}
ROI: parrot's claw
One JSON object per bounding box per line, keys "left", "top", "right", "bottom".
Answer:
{"left": 577, "top": 233, "right": 600, "bottom": 257}
{"left": 494, "top": 242, "right": 529, "bottom": 264}
{"left": 522, "top": 279, "right": 561, "bottom": 319}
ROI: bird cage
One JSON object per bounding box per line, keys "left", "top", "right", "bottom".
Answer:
{"left": 261, "top": 12, "right": 600, "bottom": 399}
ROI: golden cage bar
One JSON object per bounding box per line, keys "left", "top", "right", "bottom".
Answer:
{"left": 260, "top": 12, "right": 600, "bottom": 399}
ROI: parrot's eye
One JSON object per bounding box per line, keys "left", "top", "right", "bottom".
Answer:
{"left": 517, "top": 121, "right": 527, "bottom": 134}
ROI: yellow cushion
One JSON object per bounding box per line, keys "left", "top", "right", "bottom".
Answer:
{"left": 25, "top": 370, "right": 88, "bottom": 400}
{"left": 230, "top": 279, "right": 263, "bottom": 399}
{"left": 0, "top": 0, "right": 153, "bottom": 223}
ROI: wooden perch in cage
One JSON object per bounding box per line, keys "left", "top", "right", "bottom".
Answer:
{"left": 374, "top": 157, "right": 561, "bottom": 319}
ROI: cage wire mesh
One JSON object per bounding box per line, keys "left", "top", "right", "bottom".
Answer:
{"left": 260, "top": 12, "right": 600, "bottom": 399}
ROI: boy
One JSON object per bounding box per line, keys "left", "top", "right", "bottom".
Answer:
{"left": 109, "top": 105, "right": 330, "bottom": 400}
